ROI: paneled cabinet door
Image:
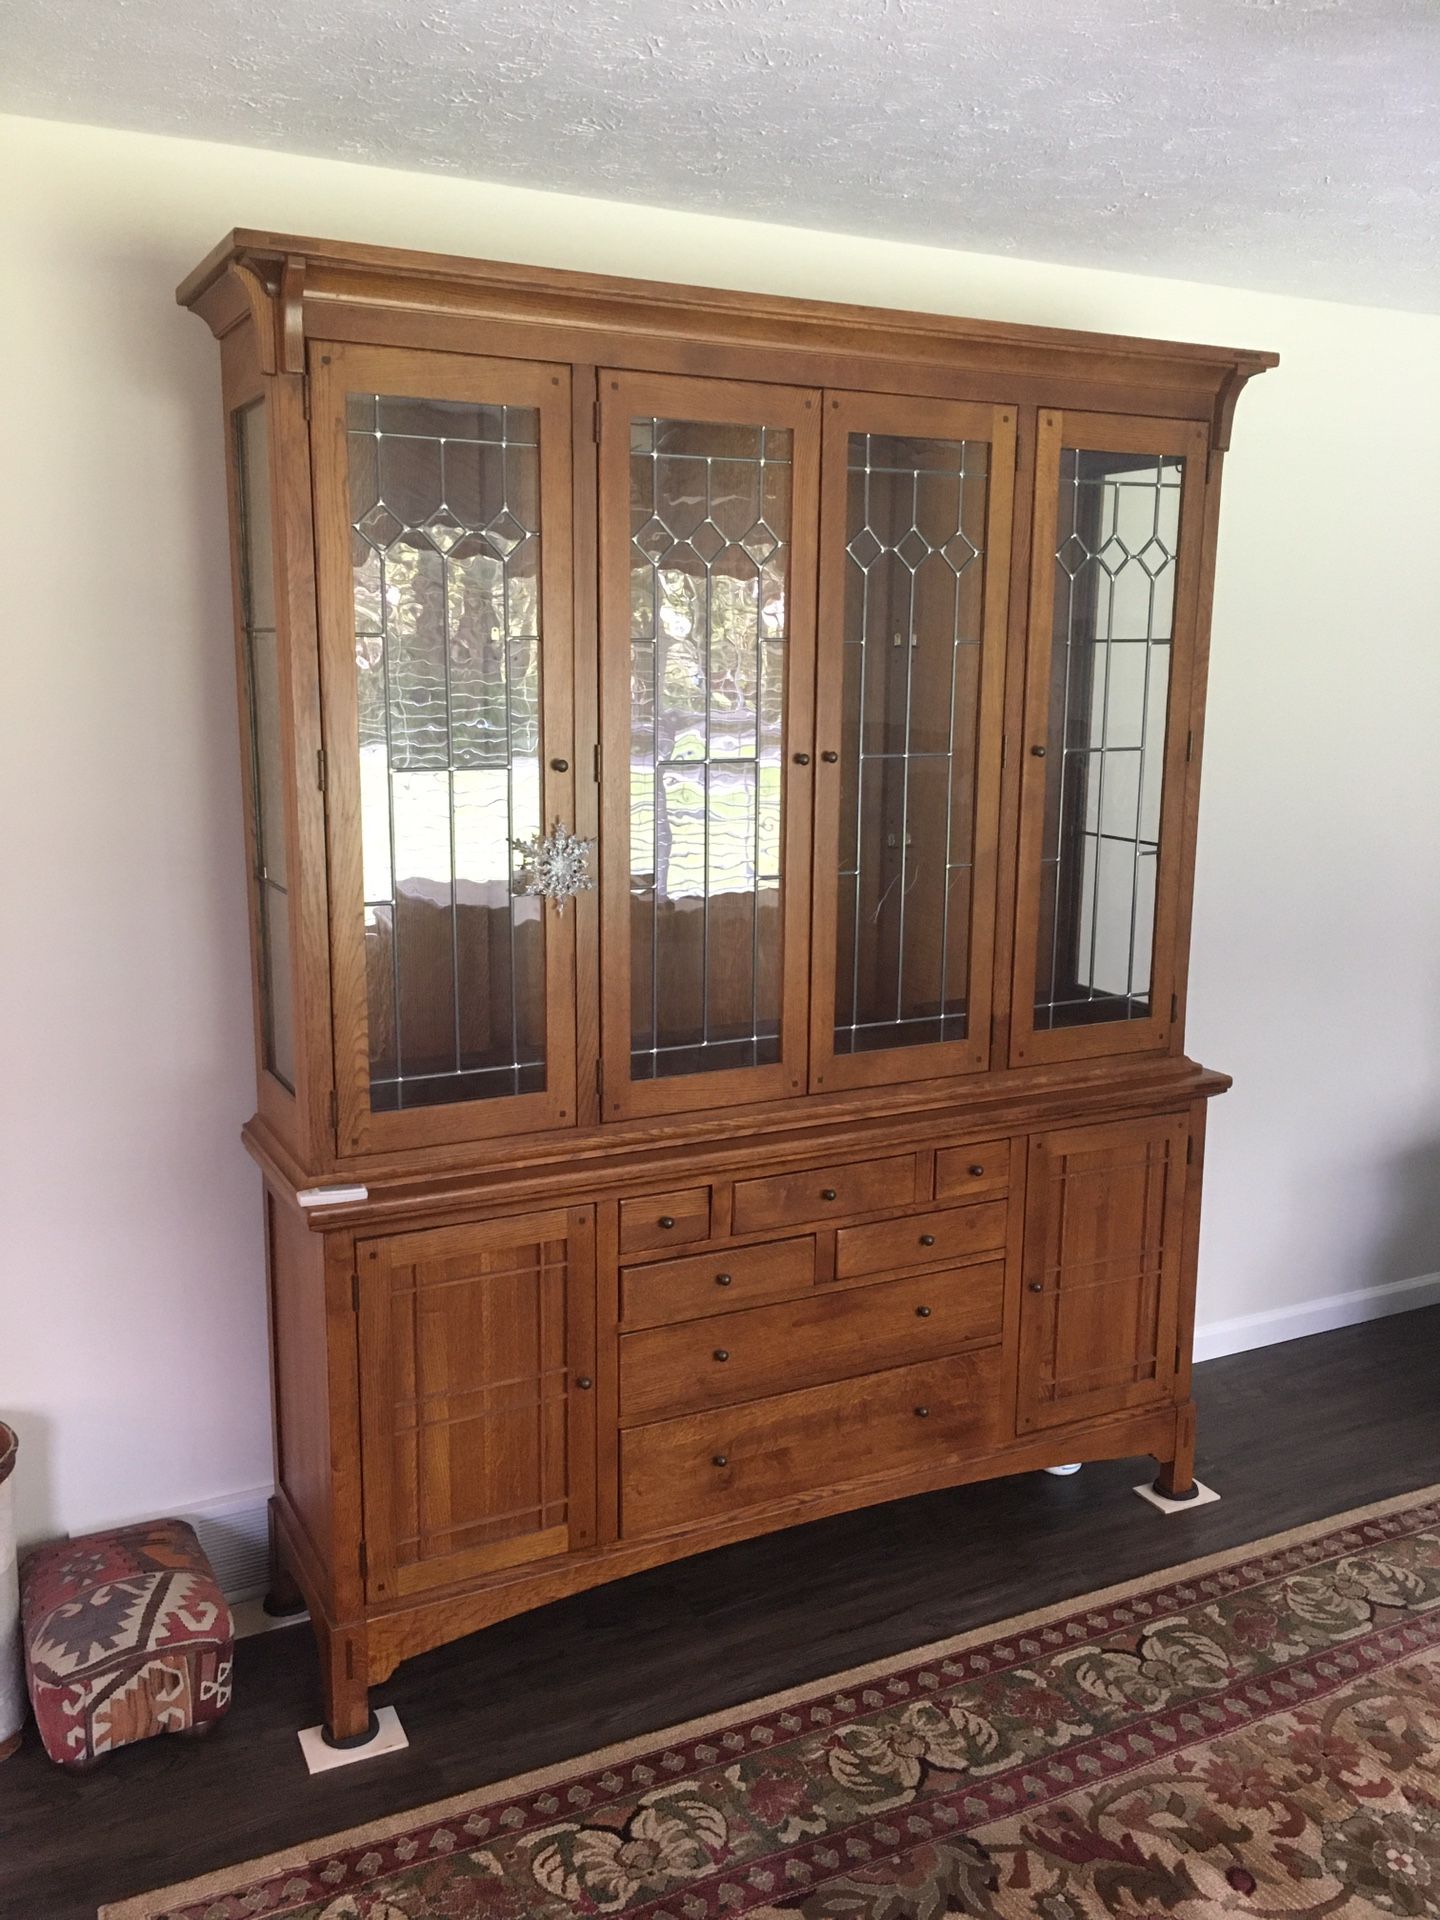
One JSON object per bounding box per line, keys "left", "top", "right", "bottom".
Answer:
{"left": 357, "top": 1207, "right": 597, "bottom": 1603}
{"left": 1017, "top": 1114, "right": 1188, "bottom": 1432}
{"left": 598, "top": 372, "right": 821, "bottom": 1118}
{"left": 1011, "top": 414, "right": 1209, "bottom": 1067}
{"left": 310, "top": 345, "right": 580, "bottom": 1153}
{"left": 810, "top": 394, "right": 1015, "bottom": 1091}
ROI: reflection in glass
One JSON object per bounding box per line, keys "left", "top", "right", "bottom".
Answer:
{"left": 1034, "top": 449, "right": 1183, "bottom": 1029}
{"left": 628, "top": 417, "right": 791, "bottom": 1080}
{"left": 235, "top": 401, "right": 295, "bottom": 1090}
{"left": 347, "top": 392, "right": 546, "bottom": 1109}
{"left": 835, "top": 433, "right": 990, "bottom": 1056}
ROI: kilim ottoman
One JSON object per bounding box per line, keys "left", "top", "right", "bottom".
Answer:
{"left": 20, "top": 1517, "right": 233, "bottom": 1768}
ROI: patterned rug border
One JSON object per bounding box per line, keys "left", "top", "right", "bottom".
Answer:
{"left": 98, "top": 1479, "right": 1440, "bottom": 1919}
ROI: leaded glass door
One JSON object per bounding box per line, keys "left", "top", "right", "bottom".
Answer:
{"left": 597, "top": 372, "right": 820, "bottom": 1118}
{"left": 1011, "top": 412, "right": 1207, "bottom": 1067}
{"left": 809, "top": 394, "right": 1015, "bottom": 1092}
{"left": 311, "top": 345, "right": 580, "bottom": 1152}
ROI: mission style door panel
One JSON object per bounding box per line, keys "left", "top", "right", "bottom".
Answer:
{"left": 1010, "top": 413, "right": 1209, "bottom": 1068}
{"left": 1017, "top": 1114, "right": 1188, "bottom": 1432}
{"left": 310, "top": 344, "right": 581, "bottom": 1154}
{"left": 356, "top": 1207, "right": 597, "bottom": 1602}
{"left": 598, "top": 371, "right": 821, "bottom": 1119}
{"left": 810, "top": 392, "right": 1015, "bottom": 1092}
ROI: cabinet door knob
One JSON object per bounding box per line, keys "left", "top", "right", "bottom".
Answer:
{"left": 575, "top": 1375, "right": 593, "bottom": 1389}
{"left": 793, "top": 751, "right": 811, "bottom": 765}
{"left": 968, "top": 1164, "right": 985, "bottom": 1177}
{"left": 549, "top": 756, "right": 570, "bottom": 772}
{"left": 658, "top": 1215, "right": 675, "bottom": 1229}
{"left": 914, "top": 1405, "right": 930, "bottom": 1418}
{"left": 820, "top": 749, "right": 839, "bottom": 763}
{"left": 915, "top": 1305, "right": 932, "bottom": 1318}
{"left": 714, "top": 1272, "right": 733, "bottom": 1286}
{"left": 711, "top": 1453, "right": 728, "bottom": 1467}
{"left": 919, "top": 1233, "right": 936, "bottom": 1247}
{"left": 1030, "top": 744, "right": 1047, "bottom": 757}
{"left": 820, "top": 1187, "right": 838, "bottom": 1201}
{"left": 1028, "top": 1281, "right": 1044, "bottom": 1294}
{"left": 713, "top": 1348, "right": 730, "bottom": 1362}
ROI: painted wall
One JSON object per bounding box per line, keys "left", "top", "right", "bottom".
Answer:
{"left": 3, "top": 112, "right": 1438, "bottom": 1546}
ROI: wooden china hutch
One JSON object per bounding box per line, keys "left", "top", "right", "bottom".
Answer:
{"left": 179, "top": 232, "right": 1274, "bottom": 1741}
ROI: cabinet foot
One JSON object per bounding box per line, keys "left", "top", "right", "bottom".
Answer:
{"left": 1043, "top": 1462, "right": 1083, "bottom": 1477}
{"left": 321, "top": 1710, "right": 381, "bottom": 1750}
{"left": 1154, "top": 1399, "right": 1198, "bottom": 1502}
{"left": 314, "top": 1613, "right": 372, "bottom": 1746}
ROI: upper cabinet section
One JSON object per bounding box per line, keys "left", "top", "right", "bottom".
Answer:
{"left": 181, "top": 234, "right": 1274, "bottom": 1166}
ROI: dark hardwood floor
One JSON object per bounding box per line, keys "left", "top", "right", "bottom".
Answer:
{"left": 3, "top": 1307, "right": 1437, "bottom": 1920}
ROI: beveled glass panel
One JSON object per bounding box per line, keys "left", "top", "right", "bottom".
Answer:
{"left": 834, "top": 432, "right": 989, "bottom": 1056}
{"left": 1034, "top": 448, "right": 1183, "bottom": 1030}
{"left": 348, "top": 392, "right": 546, "bottom": 1110}
{"left": 234, "top": 400, "right": 294, "bottom": 1090}
{"left": 628, "top": 417, "right": 791, "bottom": 1081}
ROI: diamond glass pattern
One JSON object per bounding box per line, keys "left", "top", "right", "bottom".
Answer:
{"left": 346, "top": 390, "right": 548, "bottom": 1110}
{"left": 1033, "top": 448, "right": 1184, "bottom": 1031}
{"left": 627, "top": 415, "right": 793, "bottom": 1082}
{"left": 833, "top": 430, "right": 991, "bottom": 1059}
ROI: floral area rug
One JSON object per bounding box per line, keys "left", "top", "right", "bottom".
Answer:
{"left": 102, "top": 1485, "right": 1440, "bottom": 1919}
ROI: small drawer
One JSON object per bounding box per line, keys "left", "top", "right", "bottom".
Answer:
{"left": 619, "top": 1187, "right": 711, "bottom": 1255}
{"left": 621, "top": 1236, "right": 815, "bottom": 1330}
{"left": 835, "top": 1199, "right": 1008, "bottom": 1280}
{"left": 620, "top": 1346, "right": 1005, "bottom": 1539}
{"left": 935, "top": 1140, "right": 1011, "bottom": 1201}
{"left": 619, "top": 1261, "right": 1004, "bottom": 1424}
{"left": 732, "top": 1153, "right": 918, "bottom": 1234}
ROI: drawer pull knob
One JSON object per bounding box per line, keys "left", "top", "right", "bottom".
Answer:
{"left": 549, "top": 756, "right": 570, "bottom": 772}
{"left": 1030, "top": 744, "right": 1047, "bottom": 757}
{"left": 1028, "top": 1281, "right": 1044, "bottom": 1294}
{"left": 715, "top": 1272, "right": 733, "bottom": 1286}
{"left": 915, "top": 1305, "right": 932, "bottom": 1317}
{"left": 820, "top": 749, "right": 839, "bottom": 762}
{"left": 575, "top": 1375, "right": 593, "bottom": 1389}
{"left": 793, "top": 751, "right": 811, "bottom": 765}
{"left": 713, "top": 1348, "right": 730, "bottom": 1362}
{"left": 712, "top": 1453, "right": 728, "bottom": 1467}
{"left": 658, "top": 1215, "right": 675, "bottom": 1229}
{"left": 820, "top": 1187, "right": 838, "bottom": 1201}
{"left": 968, "top": 1164, "right": 985, "bottom": 1177}
{"left": 919, "top": 1233, "right": 936, "bottom": 1247}
{"left": 914, "top": 1405, "right": 930, "bottom": 1418}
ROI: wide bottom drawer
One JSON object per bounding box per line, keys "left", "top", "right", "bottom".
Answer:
{"left": 620, "top": 1346, "right": 1005, "bottom": 1539}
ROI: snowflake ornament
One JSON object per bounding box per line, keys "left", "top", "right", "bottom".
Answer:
{"left": 513, "top": 819, "right": 595, "bottom": 912}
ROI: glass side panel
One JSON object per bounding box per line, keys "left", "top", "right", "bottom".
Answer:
{"left": 628, "top": 416, "right": 792, "bottom": 1081}
{"left": 346, "top": 391, "right": 546, "bottom": 1111}
{"left": 234, "top": 400, "right": 295, "bottom": 1091}
{"left": 1034, "top": 447, "right": 1184, "bottom": 1030}
{"left": 834, "top": 432, "right": 990, "bottom": 1056}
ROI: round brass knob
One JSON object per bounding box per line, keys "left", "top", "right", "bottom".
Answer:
{"left": 715, "top": 1272, "right": 733, "bottom": 1286}
{"left": 914, "top": 1406, "right": 930, "bottom": 1418}
{"left": 968, "top": 1164, "right": 985, "bottom": 1177}
{"left": 820, "top": 1187, "right": 838, "bottom": 1201}
{"left": 793, "top": 751, "right": 811, "bottom": 765}
{"left": 575, "top": 1376, "right": 593, "bottom": 1389}
{"left": 549, "top": 757, "right": 570, "bottom": 772}
{"left": 658, "top": 1215, "right": 675, "bottom": 1229}
{"left": 713, "top": 1349, "right": 730, "bottom": 1362}
{"left": 712, "top": 1453, "right": 728, "bottom": 1467}
{"left": 1030, "top": 744, "right": 1047, "bottom": 758}
{"left": 915, "top": 1305, "right": 931, "bottom": 1318}
{"left": 820, "top": 749, "right": 839, "bottom": 763}
{"left": 919, "top": 1233, "right": 936, "bottom": 1247}
{"left": 1028, "top": 1281, "right": 1044, "bottom": 1294}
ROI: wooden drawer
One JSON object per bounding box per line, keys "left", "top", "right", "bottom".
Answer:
{"left": 620, "top": 1236, "right": 815, "bottom": 1330}
{"left": 732, "top": 1153, "right": 918, "bottom": 1233}
{"left": 935, "top": 1139, "right": 1012, "bottom": 1201}
{"left": 620, "top": 1261, "right": 1004, "bottom": 1423}
{"left": 835, "top": 1199, "right": 1008, "bottom": 1280}
{"left": 618, "top": 1186, "right": 711, "bottom": 1255}
{"left": 620, "top": 1346, "right": 1005, "bottom": 1539}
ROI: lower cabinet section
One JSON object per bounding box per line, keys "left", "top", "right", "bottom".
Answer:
{"left": 619, "top": 1346, "right": 1007, "bottom": 1538}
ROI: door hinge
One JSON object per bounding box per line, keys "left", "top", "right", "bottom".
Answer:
{"left": 1170, "top": 992, "right": 1179, "bottom": 1023}
{"left": 329, "top": 1087, "right": 339, "bottom": 1134}
{"left": 1185, "top": 728, "right": 1194, "bottom": 762}
{"left": 592, "top": 398, "right": 602, "bottom": 443}
{"left": 1186, "top": 1133, "right": 1195, "bottom": 1166}
{"left": 358, "top": 1539, "right": 368, "bottom": 1581}
{"left": 593, "top": 741, "right": 601, "bottom": 784}
{"left": 350, "top": 1270, "right": 360, "bottom": 1312}
{"left": 1000, "top": 733, "right": 1008, "bottom": 770}
{"left": 301, "top": 372, "right": 311, "bottom": 422}
{"left": 316, "top": 746, "right": 327, "bottom": 792}
{"left": 595, "top": 1058, "right": 604, "bottom": 1104}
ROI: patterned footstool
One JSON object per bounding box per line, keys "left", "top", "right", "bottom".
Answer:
{"left": 20, "top": 1518, "right": 233, "bottom": 1768}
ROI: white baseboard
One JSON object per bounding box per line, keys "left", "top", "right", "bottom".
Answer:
{"left": 1193, "top": 1271, "right": 1440, "bottom": 1365}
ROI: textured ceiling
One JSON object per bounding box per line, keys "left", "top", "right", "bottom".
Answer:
{"left": 6, "top": 0, "right": 1440, "bottom": 310}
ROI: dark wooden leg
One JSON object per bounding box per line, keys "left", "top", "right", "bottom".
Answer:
{"left": 1153, "top": 1399, "right": 1200, "bottom": 1502}
{"left": 314, "top": 1614, "right": 375, "bottom": 1747}
{"left": 262, "top": 1497, "right": 307, "bottom": 1618}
